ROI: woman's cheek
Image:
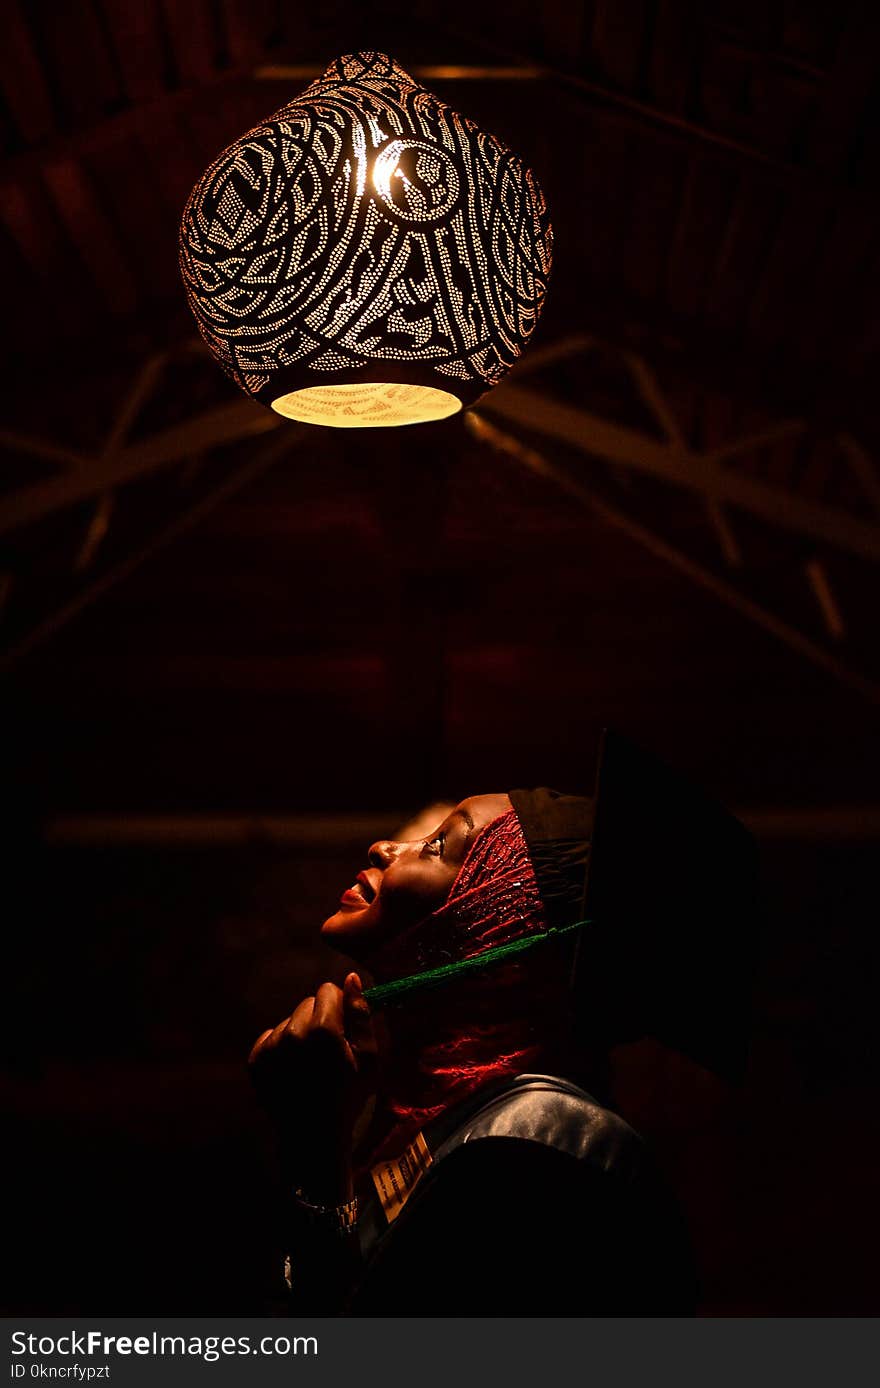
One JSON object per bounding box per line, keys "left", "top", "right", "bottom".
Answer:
{"left": 382, "top": 861, "right": 453, "bottom": 919}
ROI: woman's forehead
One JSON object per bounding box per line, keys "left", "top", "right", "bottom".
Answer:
{"left": 456, "top": 792, "right": 513, "bottom": 824}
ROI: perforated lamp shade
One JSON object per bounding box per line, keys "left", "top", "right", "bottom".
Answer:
{"left": 179, "top": 51, "right": 553, "bottom": 427}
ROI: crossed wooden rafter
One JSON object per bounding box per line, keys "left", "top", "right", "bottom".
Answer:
{"left": 1, "top": 335, "right": 879, "bottom": 702}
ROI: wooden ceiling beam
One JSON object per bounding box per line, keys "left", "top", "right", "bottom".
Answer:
{"left": 101, "top": 0, "right": 170, "bottom": 105}
{"left": 0, "top": 400, "right": 280, "bottom": 536}
{"left": 44, "top": 811, "right": 404, "bottom": 847}
{"left": 1, "top": 428, "right": 300, "bottom": 670}
{"left": 467, "top": 410, "right": 880, "bottom": 705}
{"left": 432, "top": 17, "right": 880, "bottom": 199}
{"left": 42, "top": 805, "right": 880, "bottom": 845}
{"left": 0, "top": 27, "right": 877, "bottom": 216}
{"left": 32, "top": 0, "right": 124, "bottom": 129}
{"left": 0, "top": 0, "right": 56, "bottom": 144}
{"left": 807, "top": 5, "right": 880, "bottom": 173}
{"left": 0, "top": 429, "right": 90, "bottom": 471}
{"left": 481, "top": 382, "right": 880, "bottom": 562}
{"left": 41, "top": 157, "right": 138, "bottom": 315}
{"left": 0, "top": 176, "right": 72, "bottom": 281}
{"left": 160, "top": 0, "right": 218, "bottom": 86}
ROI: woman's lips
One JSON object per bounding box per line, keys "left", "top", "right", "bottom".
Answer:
{"left": 338, "top": 871, "right": 378, "bottom": 910}
{"left": 357, "top": 870, "right": 377, "bottom": 901}
{"left": 340, "top": 884, "right": 367, "bottom": 908}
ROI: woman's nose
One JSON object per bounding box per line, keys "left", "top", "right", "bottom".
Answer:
{"left": 368, "top": 839, "right": 400, "bottom": 868}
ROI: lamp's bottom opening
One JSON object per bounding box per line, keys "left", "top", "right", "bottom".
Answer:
{"left": 270, "top": 381, "right": 463, "bottom": 428}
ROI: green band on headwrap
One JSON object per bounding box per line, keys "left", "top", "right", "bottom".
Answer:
{"left": 363, "top": 918, "right": 590, "bottom": 1009}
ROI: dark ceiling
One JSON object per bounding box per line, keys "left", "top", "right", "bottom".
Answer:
{"left": 2, "top": 0, "right": 879, "bottom": 820}
{"left": 2, "top": 1, "right": 880, "bottom": 1320}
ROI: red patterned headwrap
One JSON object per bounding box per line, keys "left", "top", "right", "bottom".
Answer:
{"left": 364, "top": 810, "right": 573, "bottom": 1163}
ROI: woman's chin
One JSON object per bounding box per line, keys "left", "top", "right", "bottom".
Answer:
{"left": 320, "top": 908, "right": 372, "bottom": 955}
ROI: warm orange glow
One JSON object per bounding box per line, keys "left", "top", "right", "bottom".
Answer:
{"left": 270, "top": 382, "right": 462, "bottom": 427}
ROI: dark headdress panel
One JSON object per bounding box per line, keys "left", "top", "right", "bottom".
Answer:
{"left": 510, "top": 730, "right": 759, "bottom": 1083}
{"left": 506, "top": 786, "right": 593, "bottom": 931}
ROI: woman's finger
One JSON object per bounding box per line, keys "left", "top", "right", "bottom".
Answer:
{"left": 286, "top": 994, "right": 317, "bottom": 1040}
{"left": 310, "top": 981, "right": 345, "bottom": 1036}
{"left": 247, "top": 1028, "right": 274, "bottom": 1065}
{"left": 342, "top": 972, "right": 374, "bottom": 1051}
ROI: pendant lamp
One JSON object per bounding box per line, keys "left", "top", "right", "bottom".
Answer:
{"left": 179, "top": 51, "right": 553, "bottom": 427}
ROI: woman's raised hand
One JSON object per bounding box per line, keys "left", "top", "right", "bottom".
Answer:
{"left": 248, "top": 972, "right": 378, "bottom": 1203}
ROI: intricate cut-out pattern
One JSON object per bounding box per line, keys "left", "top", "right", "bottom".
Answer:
{"left": 179, "top": 52, "right": 553, "bottom": 414}
{"left": 272, "top": 381, "right": 461, "bottom": 427}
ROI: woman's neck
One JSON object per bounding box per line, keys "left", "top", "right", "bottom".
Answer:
{"left": 362, "top": 961, "right": 574, "bottom": 1162}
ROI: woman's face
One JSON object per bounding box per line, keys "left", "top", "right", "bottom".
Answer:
{"left": 321, "top": 793, "right": 512, "bottom": 959}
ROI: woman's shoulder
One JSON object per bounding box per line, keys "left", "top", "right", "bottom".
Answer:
{"left": 433, "top": 1072, "right": 646, "bottom": 1179}
{"left": 355, "top": 1074, "right": 697, "bottom": 1314}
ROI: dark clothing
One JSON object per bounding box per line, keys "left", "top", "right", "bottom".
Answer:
{"left": 290, "top": 1074, "right": 697, "bottom": 1316}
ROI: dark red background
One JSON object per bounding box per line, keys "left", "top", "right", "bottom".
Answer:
{"left": 2, "top": 0, "right": 879, "bottom": 1313}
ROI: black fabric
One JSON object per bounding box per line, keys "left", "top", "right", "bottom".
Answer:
{"left": 507, "top": 787, "right": 592, "bottom": 931}
{"left": 347, "top": 1074, "right": 696, "bottom": 1316}
{"left": 574, "top": 730, "right": 760, "bottom": 1082}
{"left": 511, "top": 732, "right": 759, "bottom": 1083}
